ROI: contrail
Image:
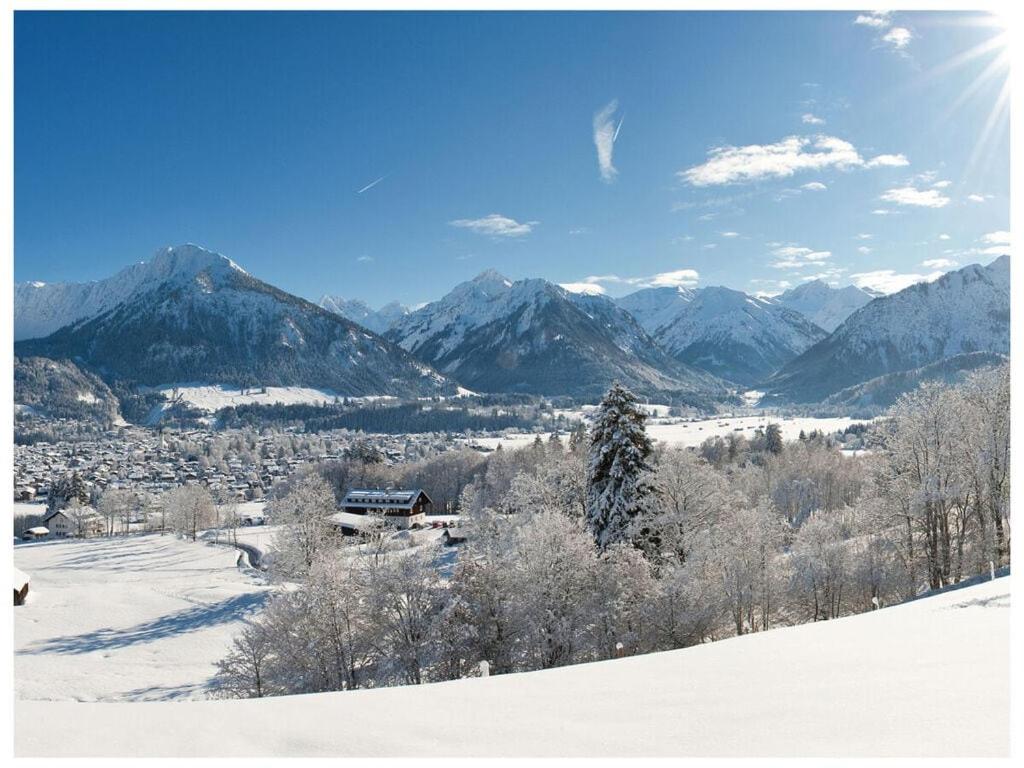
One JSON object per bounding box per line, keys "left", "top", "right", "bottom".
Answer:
{"left": 356, "top": 175, "right": 387, "bottom": 194}
{"left": 613, "top": 113, "right": 625, "bottom": 142}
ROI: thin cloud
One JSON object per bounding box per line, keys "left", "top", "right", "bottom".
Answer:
{"left": 801, "top": 181, "right": 827, "bottom": 192}
{"left": 854, "top": 12, "right": 892, "bottom": 29}
{"left": 770, "top": 244, "right": 832, "bottom": 269}
{"left": 982, "top": 231, "right": 1010, "bottom": 246}
{"left": 450, "top": 214, "right": 538, "bottom": 238}
{"left": 865, "top": 153, "right": 909, "bottom": 168}
{"left": 568, "top": 268, "right": 700, "bottom": 293}
{"left": 593, "top": 99, "right": 622, "bottom": 183}
{"left": 851, "top": 269, "right": 943, "bottom": 294}
{"left": 560, "top": 282, "right": 607, "bottom": 296}
{"left": 967, "top": 193, "right": 990, "bottom": 203}
{"left": 883, "top": 27, "right": 913, "bottom": 50}
{"left": 801, "top": 113, "right": 825, "bottom": 125}
{"left": 880, "top": 186, "right": 950, "bottom": 208}
{"left": 720, "top": 231, "right": 740, "bottom": 238}
{"left": 679, "top": 135, "right": 908, "bottom": 186}
{"left": 857, "top": 246, "right": 872, "bottom": 255}
{"left": 922, "top": 258, "right": 959, "bottom": 270}
{"left": 356, "top": 175, "right": 387, "bottom": 194}
{"left": 355, "top": 255, "right": 374, "bottom": 263}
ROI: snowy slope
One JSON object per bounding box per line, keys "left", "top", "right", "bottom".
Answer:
{"left": 14, "top": 535, "right": 271, "bottom": 703}
{"left": 318, "top": 295, "right": 410, "bottom": 334}
{"left": 774, "top": 279, "right": 874, "bottom": 332}
{"left": 386, "top": 271, "right": 727, "bottom": 401}
{"left": 651, "top": 286, "right": 827, "bottom": 386}
{"left": 615, "top": 285, "right": 696, "bottom": 334}
{"left": 766, "top": 256, "right": 1010, "bottom": 403}
{"left": 15, "top": 576, "right": 1009, "bottom": 757}
{"left": 15, "top": 245, "right": 454, "bottom": 398}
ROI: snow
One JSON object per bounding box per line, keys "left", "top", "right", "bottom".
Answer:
{"left": 466, "top": 415, "right": 871, "bottom": 451}
{"left": 646, "top": 415, "right": 870, "bottom": 448}
{"left": 14, "top": 534, "right": 271, "bottom": 703}
{"left": 14, "top": 576, "right": 1009, "bottom": 757}
{"left": 147, "top": 383, "right": 397, "bottom": 414}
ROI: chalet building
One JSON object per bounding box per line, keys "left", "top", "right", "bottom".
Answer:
{"left": 340, "top": 488, "right": 432, "bottom": 530}
{"left": 43, "top": 507, "right": 104, "bottom": 538}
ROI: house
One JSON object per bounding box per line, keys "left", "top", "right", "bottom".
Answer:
{"left": 21, "top": 526, "right": 49, "bottom": 541}
{"left": 340, "top": 488, "right": 432, "bottom": 530}
{"left": 43, "top": 507, "right": 104, "bottom": 538}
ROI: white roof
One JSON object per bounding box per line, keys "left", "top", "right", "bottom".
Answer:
{"left": 328, "top": 512, "right": 382, "bottom": 531}
{"left": 25, "top": 526, "right": 49, "bottom": 535}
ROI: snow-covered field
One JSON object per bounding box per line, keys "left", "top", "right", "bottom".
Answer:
{"left": 14, "top": 534, "right": 271, "bottom": 703}
{"left": 147, "top": 382, "right": 397, "bottom": 414}
{"left": 468, "top": 415, "right": 870, "bottom": 451}
{"left": 15, "top": 575, "right": 1009, "bottom": 757}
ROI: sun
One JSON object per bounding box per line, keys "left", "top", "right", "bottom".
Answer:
{"left": 928, "top": 12, "right": 1011, "bottom": 176}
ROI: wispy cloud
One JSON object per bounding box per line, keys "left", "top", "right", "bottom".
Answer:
{"left": 967, "top": 193, "right": 991, "bottom": 203}
{"left": 880, "top": 186, "right": 950, "bottom": 208}
{"left": 982, "top": 230, "right": 1010, "bottom": 246}
{"left": 356, "top": 254, "right": 374, "bottom": 263}
{"left": 922, "top": 258, "right": 959, "bottom": 270}
{"left": 857, "top": 246, "right": 872, "bottom": 255}
{"left": 882, "top": 27, "right": 913, "bottom": 50}
{"left": 720, "top": 231, "right": 740, "bottom": 238}
{"left": 450, "top": 213, "right": 537, "bottom": 238}
{"left": 801, "top": 181, "right": 827, "bottom": 192}
{"left": 679, "top": 135, "right": 908, "bottom": 186}
{"left": 801, "top": 113, "right": 825, "bottom": 125}
{"left": 854, "top": 11, "right": 891, "bottom": 29}
{"left": 850, "top": 269, "right": 942, "bottom": 294}
{"left": 769, "top": 244, "right": 832, "bottom": 269}
{"left": 593, "top": 99, "right": 623, "bottom": 183}
{"left": 356, "top": 175, "right": 387, "bottom": 194}
{"left": 864, "top": 153, "right": 909, "bottom": 168}
{"left": 560, "top": 282, "right": 607, "bottom": 296}
{"left": 564, "top": 268, "right": 700, "bottom": 294}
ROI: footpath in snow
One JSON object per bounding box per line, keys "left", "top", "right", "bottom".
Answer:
{"left": 15, "top": 573, "right": 1009, "bottom": 757}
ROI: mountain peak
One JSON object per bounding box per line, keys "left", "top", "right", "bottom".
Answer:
{"left": 149, "top": 244, "right": 247, "bottom": 280}
{"left": 471, "top": 268, "right": 513, "bottom": 287}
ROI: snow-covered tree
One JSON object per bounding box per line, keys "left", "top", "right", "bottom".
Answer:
{"left": 270, "top": 471, "right": 338, "bottom": 579}
{"left": 585, "top": 383, "right": 655, "bottom": 549}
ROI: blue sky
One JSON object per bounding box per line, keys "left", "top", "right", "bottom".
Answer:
{"left": 15, "top": 10, "right": 1010, "bottom": 307}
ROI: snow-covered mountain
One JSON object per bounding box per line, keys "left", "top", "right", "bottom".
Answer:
{"left": 774, "top": 280, "right": 874, "bottom": 333}
{"left": 765, "top": 256, "right": 1010, "bottom": 403}
{"left": 615, "top": 286, "right": 697, "bottom": 335}
{"left": 616, "top": 286, "right": 826, "bottom": 387}
{"left": 15, "top": 245, "right": 454, "bottom": 399}
{"left": 318, "top": 296, "right": 410, "bottom": 334}
{"left": 14, "top": 247, "right": 251, "bottom": 341}
{"left": 385, "top": 270, "right": 728, "bottom": 401}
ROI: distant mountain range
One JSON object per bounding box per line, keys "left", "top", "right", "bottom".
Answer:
{"left": 13, "top": 245, "right": 1011, "bottom": 414}
{"left": 774, "top": 280, "right": 874, "bottom": 333}
{"left": 383, "top": 270, "right": 727, "bottom": 402}
{"left": 318, "top": 295, "right": 410, "bottom": 335}
{"left": 615, "top": 285, "right": 827, "bottom": 387}
{"left": 765, "top": 256, "right": 1010, "bottom": 403}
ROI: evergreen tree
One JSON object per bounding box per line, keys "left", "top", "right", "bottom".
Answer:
{"left": 585, "top": 384, "right": 655, "bottom": 549}
{"left": 765, "top": 423, "right": 784, "bottom": 455}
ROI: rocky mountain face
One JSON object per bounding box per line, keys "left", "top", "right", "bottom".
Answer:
{"left": 15, "top": 245, "right": 454, "bottom": 399}
{"left": 765, "top": 256, "right": 1010, "bottom": 403}
{"left": 385, "top": 271, "right": 729, "bottom": 402}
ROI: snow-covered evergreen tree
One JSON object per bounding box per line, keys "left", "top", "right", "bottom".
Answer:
{"left": 585, "top": 383, "right": 655, "bottom": 549}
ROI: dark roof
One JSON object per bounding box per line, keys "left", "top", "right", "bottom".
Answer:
{"left": 341, "top": 488, "right": 431, "bottom": 509}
